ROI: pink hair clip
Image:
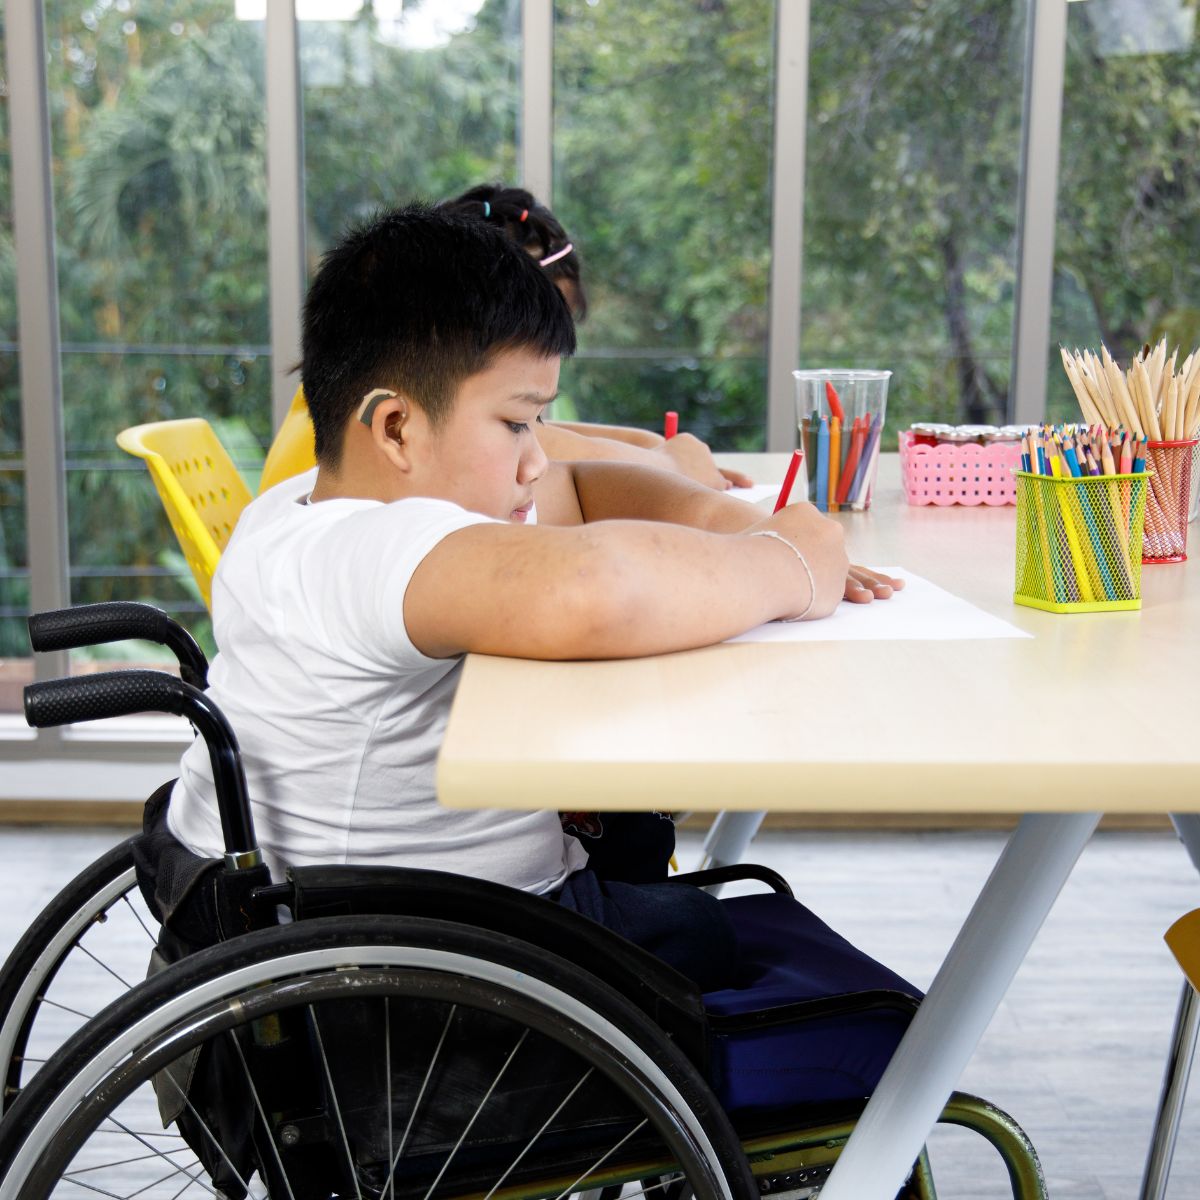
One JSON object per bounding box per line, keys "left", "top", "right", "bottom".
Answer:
{"left": 539, "top": 242, "right": 573, "bottom": 268}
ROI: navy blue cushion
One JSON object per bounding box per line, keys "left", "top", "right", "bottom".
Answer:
{"left": 703, "top": 893, "right": 922, "bottom": 1113}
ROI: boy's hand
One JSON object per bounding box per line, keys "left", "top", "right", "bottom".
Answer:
{"left": 844, "top": 565, "right": 905, "bottom": 603}
{"left": 749, "top": 503, "right": 849, "bottom": 620}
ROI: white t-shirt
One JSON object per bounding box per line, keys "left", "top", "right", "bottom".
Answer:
{"left": 169, "top": 469, "right": 586, "bottom": 892}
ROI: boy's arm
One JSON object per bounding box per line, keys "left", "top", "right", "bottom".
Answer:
{"left": 404, "top": 503, "right": 849, "bottom": 661}
{"left": 536, "top": 460, "right": 763, "bottom": 532}
{"left": 546, "top": 419, "right": 663, "bottom": 449}
{"left": 531, "top": 461, "right": 906, "bottom": 606}
{"left": 535, "top": 423, "right": 753, "bottom": 490}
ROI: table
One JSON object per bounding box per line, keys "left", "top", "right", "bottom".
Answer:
{"left": 438, "top": 452, "right": 1200, "bottom": 1200}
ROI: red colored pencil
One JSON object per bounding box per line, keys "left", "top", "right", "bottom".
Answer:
{"left": 835, "top": 417, "right": 866, "bottom": 505}
{"left": 773, "top": 449, "right": 804, "bottom": 512}
{"left": 824, "top": 381, "right": 845, "bottom": 423}
{"left": 663, "top": 411, "right": 679, "bottom": 440}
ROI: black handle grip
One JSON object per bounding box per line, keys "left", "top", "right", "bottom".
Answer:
{"left": 24, "top": 670, "right": 256, "bottom": 861}
{"left": 24, "top": 669, "right": 192, "bottom": 729}
{"left": 28, "top": 603, "right": 208, "bottom": 689}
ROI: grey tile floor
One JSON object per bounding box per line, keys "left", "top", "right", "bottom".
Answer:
{"left": 0, "top": 823, "right": 1196, "bottom": 1199}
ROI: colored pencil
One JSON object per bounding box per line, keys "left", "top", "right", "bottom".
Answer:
{"left": 774, "top": 449, "right": 804, "bottom": 513}
{"left": 836, "top": 418, "right": 867, "bottom": 505}
{"left": 828, "top": 417, "right": 842, "bottom": 512}
{"left": 824, "top": 380, "right": 845, "bottom": 423}
{"left": 815, "top": 416, "right": 829, "bottom": 514}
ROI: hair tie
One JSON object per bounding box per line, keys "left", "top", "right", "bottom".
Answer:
{"left": 482, "top": 201, "right": 491, "bottom": 218}
{"left": 539, "top": 242, "right": 574, "bottom": 268}
{"left": 519, "top": 209, "right": 529, "bottom": 222}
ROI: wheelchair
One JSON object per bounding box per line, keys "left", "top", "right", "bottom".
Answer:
{"left": 0, "top": 604, "right": 1047, "bottom": 1200}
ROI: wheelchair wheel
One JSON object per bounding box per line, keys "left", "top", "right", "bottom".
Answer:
{"left": 0, "top": 836, "right": 154, "bottom": 1115}
{"left": 0, "top": 914, "right": 755, "bottom": 1200}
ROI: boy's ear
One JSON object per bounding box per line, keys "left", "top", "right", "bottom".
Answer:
{"left": 359, "top": 391, "right": 414, "bottom": 471}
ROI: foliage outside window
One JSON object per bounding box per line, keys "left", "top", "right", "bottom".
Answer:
{"left": 801, "top": 0, "right": 1026, "bottom": 437}
{"left": 45, "top": 0, "right": 270, "bottom": 667}
{"left": 0, "top": 19, "right": 28, "bottom": 709}
{"left": 1046, "top": 0, "right": 1200, "bottom": 421}
{"left": 553, "top": 0, "right": 774, "bottom": 450}
{"left": 301, "top": 0, "right": 520, "bottom": 274}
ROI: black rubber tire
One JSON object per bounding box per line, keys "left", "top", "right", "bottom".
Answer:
{"left": 0, "top": 836, "right": 146, "bottom": 1115}
{"left": 0, "top": 914, "right": 756, "bottom": 1200}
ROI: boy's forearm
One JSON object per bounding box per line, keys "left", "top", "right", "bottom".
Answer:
{"left": 407, "top": 521, "right": 815, "bottom": 661}
{"left": 536, "top": 423, "right": 666, "bottom": 467}
{"left": 547, "top": 419, "right": 664, "bottom": 449}
{"left": 568, "top": 461, "right": 761, "bottom": 532}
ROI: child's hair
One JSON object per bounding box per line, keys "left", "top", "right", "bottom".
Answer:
{"left": 302, "top": 203, "right": 576, "bottom": 466}
{"left": 441, "top": 184, "right": 588, "bottom": 321}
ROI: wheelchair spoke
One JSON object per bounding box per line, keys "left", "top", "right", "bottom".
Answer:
{"left": 65, "top": 1148, "right": 195, "bottom": 1174}
{"left": 621, "top": 1174, "right": 688, "bottom": 1199}
{"left": 309, "top": 1006, "right": 365, "bottom": 1200}
{"left": 419, "top": 1028, "right": 529, "bottom": 1200}
{"left": 153, "top": 1070, "right": 256, "bottom": 1197}
{"left": 88, "top": 1113, "right": 220, "bottom": 1199}
{"left": 75, "top": 942, "right": 135, "bottom": 990}
{"left": 119, "top": 893, "right": 159, "bottom": 944}
{"left": 383, "top": 1002, "right": 457, "bottom": 1194}
{"left": 37, "top": 995, "right": 95, "bottom": 1022}
{"left": 54, "top": 1176, "right": 127, "bottom": 1198}
{"left": 551, "top": 1118, "right": 650, "bottom": 1200}
{"left": 227, "top": 1031, "right": 299, "bottom": 1200}
{"left": 481, "top": 1066, "right": 596, "bottom": 1200}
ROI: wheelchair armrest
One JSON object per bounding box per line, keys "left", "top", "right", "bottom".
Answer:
{"left": 28, "top": 602, "right": 209, "bottom": 688}
{"left": 669, "top": 864, "right": 793, "bottom": 897}
{"left": 260, "top": 865, "right": 711, "bottom": 1071}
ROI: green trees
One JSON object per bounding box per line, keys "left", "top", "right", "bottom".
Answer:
{"left": 1, "top": 0, "right": 1198, "bottom": 660}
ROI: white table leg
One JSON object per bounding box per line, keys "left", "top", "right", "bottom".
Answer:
{"left": 820, "top": 811, "right": 1100, "bottom": 1200}
{"left": 699, "top": 810, "right": 766, "bottom": 870}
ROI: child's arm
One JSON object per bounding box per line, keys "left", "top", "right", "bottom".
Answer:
{"left": 533, "top": 460, "right": 904, "bottom": 606}
{"left": 535, "top": 460, "right": 765, "bottom": 531}
{"left": 403, "top": 502, "right": 850, "bottom": 661}
{"left": 546, "top": 419, "right": 663, "bottom": 448}
{"left": 534, "top": 422, "right": 754, "bottom": 490}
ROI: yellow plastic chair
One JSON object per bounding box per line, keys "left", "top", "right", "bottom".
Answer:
{"left": 116, "top": 419, "right": 253, "bottom": 611}
{"left": 259, "top": 386, "right": 316, "bottom": 493}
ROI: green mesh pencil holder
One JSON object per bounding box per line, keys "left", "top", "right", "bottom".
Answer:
{"left": 1014, "top": 471, "right": 1149, "bottom": 613}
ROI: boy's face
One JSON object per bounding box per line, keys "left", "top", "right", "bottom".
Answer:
{"left": 408, "top": 347, "right": 557, "bottom": 522}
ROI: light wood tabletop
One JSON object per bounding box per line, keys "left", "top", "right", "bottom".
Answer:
{"left": 435, "top": 449, "right": 1200, "bottom": 1200}
{"left": 439, "top": 452, "right": 1200, "bottom": 815}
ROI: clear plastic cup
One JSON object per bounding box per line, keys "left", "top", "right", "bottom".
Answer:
{"left": 793, "top": 369, "right": 891, "bottom": 512}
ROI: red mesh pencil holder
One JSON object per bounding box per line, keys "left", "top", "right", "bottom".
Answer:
{"left": 1142, "top": 439, "right": 1198, "bottom": 564}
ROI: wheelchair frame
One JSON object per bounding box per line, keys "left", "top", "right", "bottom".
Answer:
{"left": 0, "top": 603, "right": 1048, "bottom": 1200}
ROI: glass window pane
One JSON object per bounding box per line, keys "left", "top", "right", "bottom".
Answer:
{"left": 301, "top": 0, "right": 521, "bottom": 269}
{"left": 553, "top": 0, "right": 774, "bottom": 449}
{"left": 803, "top": 0, "right": 1027, "bottom": 438}
{"left": 1047, "top": 0, "right": 1200, "bottom": 424}
{"left": 46, "top": 0, "right": 271, "bottom": 668}
{"left": 0, "top": 21, "right": 28, "bottom": 712}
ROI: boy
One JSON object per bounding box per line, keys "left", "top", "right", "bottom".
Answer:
{"left": 166, "top": 205, "right": 900, "bottom": 983}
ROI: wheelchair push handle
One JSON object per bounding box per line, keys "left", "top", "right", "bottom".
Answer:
{"left": 23, "top": 670, "right": 260, "bottom": 870}
{"left": 27, "top": 602, "right": 209, "bottom": 689}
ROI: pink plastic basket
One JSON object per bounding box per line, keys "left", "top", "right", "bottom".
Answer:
{"left": 899, "top": 431, "right": 1021, "bottom": 506}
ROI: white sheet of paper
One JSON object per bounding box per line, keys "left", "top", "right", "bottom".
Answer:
{"left": 725, "top": 568, "right": 1031, "bottom": 643}
{"left": 726, "top": 483, "right": 782, "bottom": 505}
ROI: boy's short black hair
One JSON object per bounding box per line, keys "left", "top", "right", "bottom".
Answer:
{"left": 302, "top": 203, "right": 576, "bottom": 466}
